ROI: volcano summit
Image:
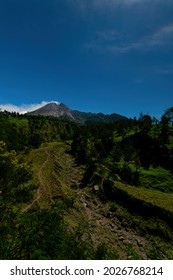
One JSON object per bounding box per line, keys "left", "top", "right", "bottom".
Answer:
{"left": 29, "top": 102, "right": 127, "bottom": 124}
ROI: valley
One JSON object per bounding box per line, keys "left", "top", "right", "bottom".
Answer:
{"left": 0, "top": 107, "right": 173, "bottom": 259}
{"left": 20, "top": 142, "right": 173, "bottom": 259}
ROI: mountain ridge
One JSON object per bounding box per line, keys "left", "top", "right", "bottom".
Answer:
{"left": 28, "top": 102, "right": 127, "bottom": 124}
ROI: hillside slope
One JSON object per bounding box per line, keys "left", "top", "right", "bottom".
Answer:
{"left": 22, "top": 142, "right": 173, "bottom": 259}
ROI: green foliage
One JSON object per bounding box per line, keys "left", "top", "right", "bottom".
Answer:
{"left": 126, "top": 245, "right": 141, "bottom": 260}
{"left": 0, "top": 206, "right": 84, "bottom": 259}
{"left": 0, "top": 205, "right": 118, "bottom": 260}
{"left": 162, "top": 106, "right": 173, "bottom": 124}
{"left": 0, "top": 111, "right": 77, "bottom": 150}
{"left": 0, "top": 141, "right": 31, "bottom": 199}
{"left": 94, "top": 243, "right": 119, "bottom": 260}
{"left": 71, "top": 115, "right": 173, "bottom": 255}
{"left": 139, "top": 167, "right": 173, "bottom": 192}
{"left": 110, "top": 202, "right": 118, "bottom": 212}
{"left": 1, "top": 108, "right": 173, "bottom": 259}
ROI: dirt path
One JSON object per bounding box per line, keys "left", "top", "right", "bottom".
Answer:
{"left": 21, "top": 149, "right": 51, "bottom": 213}
{"left": 21, "top": 142, "right": 152, "bottom": 259}
{"left": 38, "top": 149, "right": 50, "bottom": 188}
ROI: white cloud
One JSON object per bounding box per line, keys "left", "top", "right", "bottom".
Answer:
{"left": 97, "top": 30, "right": 118, "bottom": 42}
{"left": 70, "top": 0, "right": 126, "bottom": 17}
{"left": 85, "top": 33, "right": 145, "bottom": 54}
{"left": 0, "top": 101, "right": 60, "bottom": 114}
{"left": 151, "top": 23, "right": 173, "bottom": 44}
{"left": 85, "top": 21, "right": 173, "bottom": 55}
{"left": 157, "top": 64, "right": 173, "bottom": 75}
{"left": 93, "top": 0, "right": 147, "bottom": 7}
{"left": 122, "top": 0, "right": 150, "bottom": 5}
{"left": 72, "top": 0, "right": 151, "bottom": 12}
{"left": 78, "top": 0, "right": 147, "bottom": 7}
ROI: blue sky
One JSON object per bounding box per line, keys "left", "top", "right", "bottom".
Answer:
{"left": 0, "top": 0, "right": 173, "bottom": 118}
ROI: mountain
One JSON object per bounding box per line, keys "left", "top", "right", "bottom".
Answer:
{"left": 29, "top": 102, "right": 127, "bottom": 124}
{"left": 28, "top": 102, "right": 74, "bottom": 118}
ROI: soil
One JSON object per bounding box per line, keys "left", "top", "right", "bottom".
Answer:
{"left": 22, "top": 142, "right": 152, "bottom": 259}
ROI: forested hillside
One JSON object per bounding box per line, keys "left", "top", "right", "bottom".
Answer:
{"left": 1, "top": 108, "right": 173, "bottom": 259}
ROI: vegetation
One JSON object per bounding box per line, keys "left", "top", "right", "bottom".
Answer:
{"left": 0, "top": 107, "right": 173, "bottom": 259}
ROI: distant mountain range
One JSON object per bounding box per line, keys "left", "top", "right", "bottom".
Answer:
{"left": 28, "top": 102, "right": 127, "bottom": 124}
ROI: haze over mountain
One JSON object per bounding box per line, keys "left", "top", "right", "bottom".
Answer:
{"left": 29, "top": 102, "right": 127, "bottom": 124}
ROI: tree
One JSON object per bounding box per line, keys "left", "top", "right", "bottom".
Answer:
{"left": 152, "top": 117, "right": 159, "bottom": 125}
{"left": 160, "top": 111, "right": 170, "bottom": 145}
{"left": 0, "top": 141, "right": 30, "bottom": 198}
{"left": 160, "top": 115, "right": 169, "bottom": 125}
{"left": 162, "top": 107, "right": 173, "bottom": 124}
{"left": 160, "top": 123, "right": 169, "bottom": 145}
{"left": 141, "top": 115, "right": 152, "bottom": 133}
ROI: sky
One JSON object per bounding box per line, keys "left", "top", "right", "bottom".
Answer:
{"left": 0, "top": 0, "right": 173, "bottom": 118}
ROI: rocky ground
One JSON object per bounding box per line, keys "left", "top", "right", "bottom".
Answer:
{"left": 23, "top": 142, "right": 163, "bottom": 259}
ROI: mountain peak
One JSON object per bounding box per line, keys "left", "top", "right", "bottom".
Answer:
{"left": 29, "top": 102, "right": 73, "bottom": 118}
{"left": 29, "top": 102, "right": 127, "bottom": 123}
{"left": 58, "top": 102, "right": 70, "bottom": 110}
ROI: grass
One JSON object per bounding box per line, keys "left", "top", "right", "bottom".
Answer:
{"left": 8, "top": 117, "right": 28, "bottom": 126}
{"left": 110, "top": 202, "right": 173, "bottom": 259}
{"left": 20, "top": 138, "right": 173, "bottom": 259}
{"left": 139, "top": 166, "right": 173, "bottom": 192}
{"left": 112, "top": 180, "right": 173, "bottom": 213}
{"left": 126, "top": 244, "right": 141, "bottom": 260}
{"left": 23, "top": 141, "right": 76, "bottom": 208}
{"left": 113, "top": 162, "right": 173, "bottom": 193}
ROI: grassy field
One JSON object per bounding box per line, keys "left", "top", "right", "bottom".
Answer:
{"left": 111, "top": 180, "right": 173, "bottom": 213}
{"left": 139, "top": 166, "right": 173, "bottom": 192}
